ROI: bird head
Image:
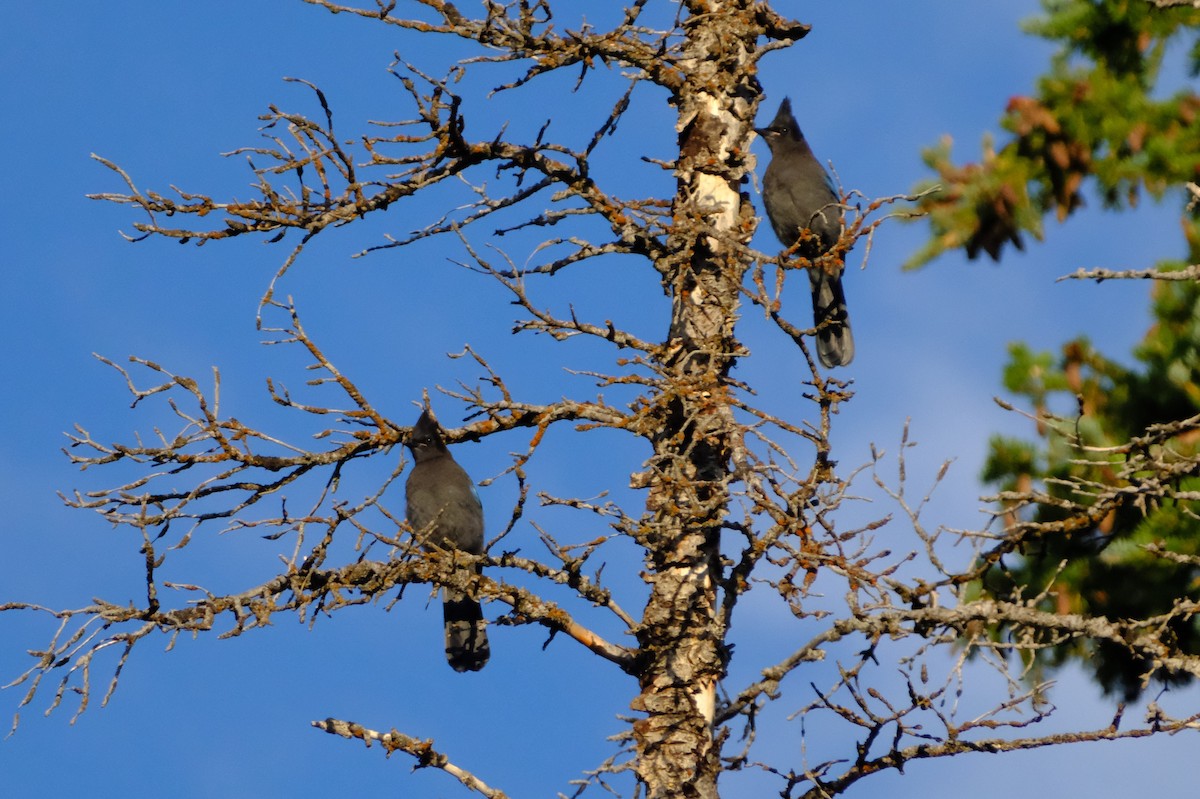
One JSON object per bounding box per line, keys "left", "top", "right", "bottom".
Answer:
{"left": 754, "top": 97, "right": 803, "bottom": 152}
{"left": 407, "top": 409, "right": 448, "bottom": 461}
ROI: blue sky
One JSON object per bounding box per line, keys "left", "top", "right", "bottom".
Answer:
{"left": 2, "top": 2, "right": 1197, "bottom": 797}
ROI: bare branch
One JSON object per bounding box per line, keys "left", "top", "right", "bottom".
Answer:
{"left": 313, "top": 716, "right": 510, "bottom": 798}
{"left": 1058, "top": 264, "right": 1200, "bottom": 282}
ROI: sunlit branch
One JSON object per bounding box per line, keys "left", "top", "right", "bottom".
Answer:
{"left": 312, "top": 716, "right": 510, "bottom": 799}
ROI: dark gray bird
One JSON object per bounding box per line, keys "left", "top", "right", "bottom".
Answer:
{"left": 757, "top": 97, "right": 854, "bottom": 368}
{"left": 405, "top": 409, "right": 490, "bottom": 672}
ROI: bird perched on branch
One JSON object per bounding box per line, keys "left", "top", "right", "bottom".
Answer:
{"left": 757, "top": 96, "right": 854, "bottom": 368}
{"left": 405, "top": 409, "right": 490, "bottom": 672}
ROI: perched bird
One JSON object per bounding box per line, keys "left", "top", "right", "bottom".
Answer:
{"left": 757, "top": 97, "right": 855, "bottom": 368}
{"left": 405, "top": 409, "right": 490, "bottom": 672}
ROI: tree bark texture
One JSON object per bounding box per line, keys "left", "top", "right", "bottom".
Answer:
{"left": 633, "top": 4, "right": 762, "bottom": 797}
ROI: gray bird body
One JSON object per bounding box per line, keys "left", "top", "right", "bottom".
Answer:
{"left": 405, "top": 410, "right": 490, "bottom": 672}
{"left": 757, "top": 97, "right": 854, "bottom": 368}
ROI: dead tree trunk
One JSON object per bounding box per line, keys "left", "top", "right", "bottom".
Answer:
{"left": 632, "top": 4, "right": 763, "bottom": 796}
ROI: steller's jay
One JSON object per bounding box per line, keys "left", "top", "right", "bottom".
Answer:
{"left": 757, "top": 97, "right": 854, "bottom": 368}
{"left": 405, "top": 409, "right": 490, "bottom": 672}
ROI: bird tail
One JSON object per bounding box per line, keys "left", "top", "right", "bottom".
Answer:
{"left": 442, "top": 587, "right": 490, "bottom": 672}
{"left": 809, "top": 268, "right": 854, "bottom": 368}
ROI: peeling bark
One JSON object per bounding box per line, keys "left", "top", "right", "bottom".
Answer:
{"left": 631, "top": 4, "right": 763, "bottom": 796}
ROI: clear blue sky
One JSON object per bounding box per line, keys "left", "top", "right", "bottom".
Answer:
{"left": 2, "top": 3, "right": 1195, "bottom": 797}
